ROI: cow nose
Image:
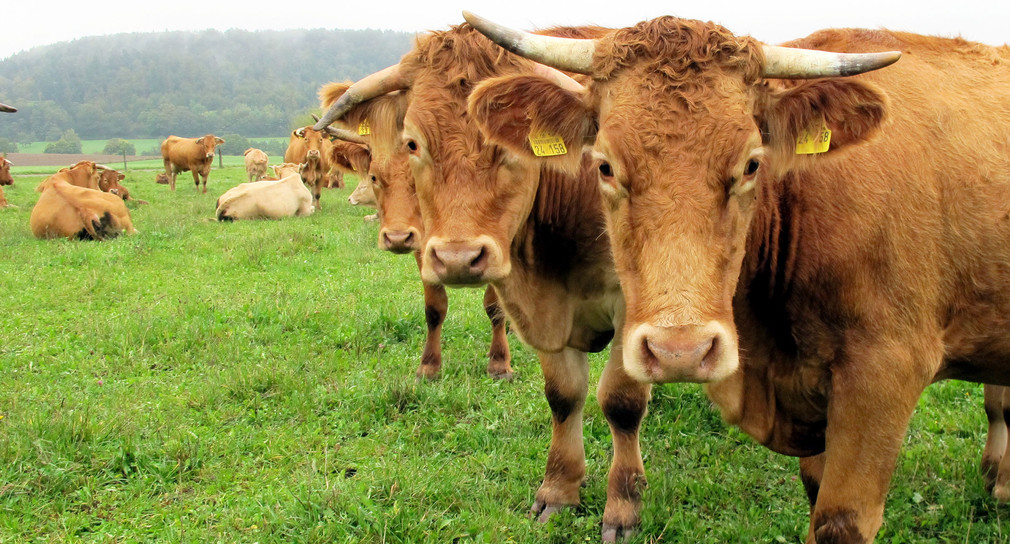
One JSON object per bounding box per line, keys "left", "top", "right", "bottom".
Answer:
{"left": 624, "top": 323, "right": 737, "bottom": 383}
{"left": 380, "top": 228, "right": 419, "bottom": 254}
{"left": 308, "top": 150, "right": 320, "bottom": 158}
{"left": 428, "top": 240, "right": 491, "bottom": 285}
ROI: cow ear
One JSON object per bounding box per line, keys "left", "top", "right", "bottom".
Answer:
{"left": 760, "top": 79, "right": 889, "bottom": 169}
{"left": 469, "top": 75, "right": 595, "bottom": 170}
{"left": 215, "top": 137, "right": 225, "bottom": 145}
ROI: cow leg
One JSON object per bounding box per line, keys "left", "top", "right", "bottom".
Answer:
{"left": 598, "top": 334, "right": 652, "bottom": 542}
{"left": 982, "top": 385, "right": 1008, "bottom": 495}
{"left": 531, "top": 348, "right": 589, "bottom": 522}
{"left": 810, "top": 342, "right": 935, "bottom": 544}
{"left": 800, "top": 454, "right": 826, "bottom": 544}
{"left": 483, "top": 286, "right": 513, "bottom": 380}
{"left": 314, "top": 182, "right": 323, "bottom": 210}
{"left": 414, "top": 252, "right": 446, "bottom": 380}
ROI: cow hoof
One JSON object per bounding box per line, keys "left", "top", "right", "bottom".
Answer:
{"left": 994, "top": 484, "right": 1010, "bottom": 502}
{"left": 489, "top": 370, "right": 514, "bottom": 381}
{"left": 414, "top": 368, "right": 441, "bottom": 382}
{"left": 529, "top": 500, "right": 566, "bottom": 523}
{"left": 601, "top": 523, "right": 637, "bottom": 543}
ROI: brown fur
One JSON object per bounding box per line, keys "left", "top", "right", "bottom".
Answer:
{"left": 160, "top": 134, "right": 224, "bottom": 193}
{"left": 35, "top": 161, "right": 103, "bottom": 192}
{"left": 0, "top": 157, "right": 12, "bottom": 185}
{"left": 30, "top": 180, "right": 136, "bottom": 240}
{"left": 472, "top": 19, "right": 1010, "bottom": 543}
{"left": 243, "top": 147, "right": 269, "bottom": 182}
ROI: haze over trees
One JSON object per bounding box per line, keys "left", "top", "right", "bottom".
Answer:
{"left": 0, "top": 28, "right": 415, "bottom": 143}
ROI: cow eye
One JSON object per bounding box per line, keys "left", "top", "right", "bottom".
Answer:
{"left": 406, "top": 139, "right": 419, "bottom": 153}
{"left": 744, "top": 159, "right": 760, "bottom": 177}
{"left": 599, "top": 161, "right": 614, "bottom": 179}
{"left": 370, "top": 175, "right": 377, "bottom": 183}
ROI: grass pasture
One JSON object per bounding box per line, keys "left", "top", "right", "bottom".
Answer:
{"left": 0, "top": 166, "right": 1008, "bottom": 542}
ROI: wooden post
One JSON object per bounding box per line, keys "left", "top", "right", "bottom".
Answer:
{"left": 218, "top": 147, "right": 223, "bottom": 168}
{"left": 122, "top": 150, "right": 128, "bottom": 171}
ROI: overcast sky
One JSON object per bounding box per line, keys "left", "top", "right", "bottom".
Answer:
{"left": 2, "top": 1, "right": 1008, "bottom": 60}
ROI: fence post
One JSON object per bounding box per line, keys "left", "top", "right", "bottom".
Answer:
{"left": 122, "top": 150, "right": 127, "bottom": 171}
{"left": 218, "top": 147, "right": 223, "bottom": 168}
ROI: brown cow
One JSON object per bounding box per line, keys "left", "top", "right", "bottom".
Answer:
{"left": 284, "top": 126, "right": 330, "bottom": 209}
{"left": 314, "top": 24, "right": 644, "bottom": 540}
{"left": 320, "top": 83, "right": 513, "bottom": 380}
{"left": 30, "top": 181, "right": 136, "bottom": 240}
{"left": 0, "top": 157, "right": 12, "bottom": 186}
{"left": 98, "top": 169, "right": 148, "bottom": 205}
{"left": 244, "top": 147, "right": 269, "bottom": 182}
{"left": 155, "top": 172, "right": 170, "bottom": 185}
{"left": 0, "top": 187, "right": 7, "bottom": 208}
{"left": 35, "top": 161, "right": 107, "bottom": 193}
{"left": 160, "top": 134, "right": 224, "bottom": 193}
{"left": 468, "top": 13, "right": 1010, "bottom": 543}
{"left": 328, "top": 137, "right": 375, "bottom": 207}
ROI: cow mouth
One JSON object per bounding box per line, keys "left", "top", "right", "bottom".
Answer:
{"left": 421, "top": 235, "right": 508, "bottom": 286}
{"left": 624, "top": 321, "right": 738, "bottom": 383}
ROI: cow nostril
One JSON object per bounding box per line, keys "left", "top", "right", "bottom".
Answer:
{"left": 404, "top": 231, "right": 414, "bottom": 246}
{"left": 470, "top": 246, "right": 488, "bottom": 272}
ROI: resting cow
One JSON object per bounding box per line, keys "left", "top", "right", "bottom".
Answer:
{"left": 98, "top": 169, "right": 147, "bottom": 205}
{"left": 30, "top": 181, "right": 136, "bottom": 240}
{"left": 467, "top": 13, "right": 1010, "bottom": 543}
{"left": 314, "top": 23, "right": 649, "bottom": 539}
{"left": 35, "top": 161, "right": 107, "bottom": 193}
{"left": 215, "top": 173, "right": 314, "bottom": 221}
{"left": 160, "top": 134, "right": 224, "bottom": 193}
{"left": 244, "top": 148, "right": 269, "bottom": 182}
{"left": 321, "top": 82, "right": 514, "bottom": 381}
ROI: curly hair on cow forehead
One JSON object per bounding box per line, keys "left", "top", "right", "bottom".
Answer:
{"left": 401, "top": 24, "right": 531, "bottom": 91}
{"left": 595, "top": 17, "right": 765, "bottom": 86}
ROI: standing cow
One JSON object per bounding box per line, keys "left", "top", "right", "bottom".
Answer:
{"left": 467, "top": 13, "right": 1010, "bottom": 543}
{"left": 243, "top": 147, "right": 269, "bottom": 182}
{"left": 284, "top": 126, "right": 330, "bottom": 209}
{"left": 160, "top": 134, "right": 224, "bottom": 193}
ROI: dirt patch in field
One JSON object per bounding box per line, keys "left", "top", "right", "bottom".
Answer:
{"left": 4, "top": 153, "right": 151, "bottom": 167}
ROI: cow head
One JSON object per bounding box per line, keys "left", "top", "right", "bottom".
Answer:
{"left": 467, "top": 13, "right": 896, "bottom": 383}
{"left": 98, "top": 169, "right": 128, "bottom": 198}
{"left": 315, "top": 24, "right": 607, "bottom": 285}
{"left": 320, "top": 82, "right": 423, "bottom": 254}
{"left": 0, "top": 158, "right": 13, "bottom": 185}
{"left": 199, "top": 134, "right": 224, "bottom": 160}
{"left": 292, "top": 126, "right": 325, "bottom": 163}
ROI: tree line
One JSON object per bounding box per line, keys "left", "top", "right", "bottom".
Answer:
{"left": 0, "top": 28, "right": 415, "bottom": 144}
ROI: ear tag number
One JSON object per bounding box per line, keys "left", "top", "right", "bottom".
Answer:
{"left": 528, "top": 130, "right": 567, "bottom": 157}
{"left": 795, "top": 119, "right": 832, "bottom": 155}
{"left": 358, "top": 120, "right": 371, "bottom": 136}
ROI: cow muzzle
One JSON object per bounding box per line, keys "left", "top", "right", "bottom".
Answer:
{"left": 379, "top": 227, "right": 421, "bottom": 254}
{"left": 422, "top": 235, "right": 507, "bottom": 286}
{"left": 623, "top": 321, "right": 738, "bottom": 383}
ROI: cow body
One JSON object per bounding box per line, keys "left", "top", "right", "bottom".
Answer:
{"left": 31, "top": 181, "right": 136, "bottom": 240}
{"left": 284, "top": 127, "right": 331, "bottom": 209}
{"left": 35, "top": 161, "right": 105, "bottom": 193}
{"left": 160, "top": 134, "right": 224, "bottom": 193}
{"left": 215, "top": 174, "right": 315, "bottom": 221}
{"left": 468, "top": 17, "right": 1010, "bottom": 542}
{"left": 320, "top": 82, "right": 513, "bottom": 380}
{"left": 244, "top": 148, "right": 269, "bottom": 182}
{"left": 315, "top": 24, "right": 646, "bottom": 541}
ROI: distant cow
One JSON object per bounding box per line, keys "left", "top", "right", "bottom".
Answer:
{"left": 35, "top": 161, "right": 106, "bottom": 193}
{"left": 284, "top": 126, "right": 329, "bottom": 209}
{"left": 244, "top": 148, "right": 269, "bottom": 182}
{"left": 155, "top": 172, "right": 170, "bottom": 185}
{"left": 215, "top": 174, "right": 314, "bottom": 221}
{"left": 0, "top": 157, "right": 12, "bottom": 186}
{"left": 160, "top": 134, "right": 224, "bottom": 193}
{"left": 272, "top": 162, "right": 301, "bottom": 179}
{"left": 98, "top": 169, "right": 147, "bottom": 205}
{"left": 30, "top": 181, "right": 136, "bottom": 240}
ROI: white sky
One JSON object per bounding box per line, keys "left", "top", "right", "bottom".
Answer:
{"left": 1, "top": 1, "right": 1008, "bottom": 61}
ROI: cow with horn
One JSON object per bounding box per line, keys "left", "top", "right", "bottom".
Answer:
{"left": 465, "top": 11, "right": 1010, "bottom": 543}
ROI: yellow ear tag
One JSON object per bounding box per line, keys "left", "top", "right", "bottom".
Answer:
{"left": 358, "top": 120, "right": 371, "bottom": 136}
{"left": 796, "top": 118, "right": 831, "bottom": 155}
{"left": 528, "top": 130, "right": 567, "bottom": 157}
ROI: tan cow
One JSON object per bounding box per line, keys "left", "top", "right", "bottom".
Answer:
{"left": 160, "top": 134, "right": 225, "bottom": 193}
{"left": 155, "top": 172, "right": 171, "bottom": 185}
{"left": 35, "top": 161, "right": 106, "bottom": 193}
{"left": 468, "top": 13, "right": 1010, "bottom": 543}
{"left": 30, "top": 181, "right": 136, "bottom": 240}
{"left": 314, "top": 23, "right": 642, "bottom": 539}
{"left": 98, "top": 169, "right": 148, "bottom": 205}
{"left": 0, "top": 157, "right": 12, "bottom": 186}
{"left": 284, "top": 126, "right": 330, "bottom": 209}
{"left": 321, "top": 81, "right": 514, "bottom": 381}
{"left": 243, "top": 147, "right": 269, "bottom": 182}
{"left": 215, "top": 174, "right": 315, "bottom": 221}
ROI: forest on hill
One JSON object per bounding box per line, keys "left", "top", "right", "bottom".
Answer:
{"left": 0, "top": 28, "right": 416, "bottom": 144}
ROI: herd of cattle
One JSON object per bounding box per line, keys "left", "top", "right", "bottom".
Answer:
{"left": 5, "top": 10, "right": 1010, "bottom": 543}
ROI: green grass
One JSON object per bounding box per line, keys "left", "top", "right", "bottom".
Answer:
{"left": 0, "top": 167, "right": 1007, "bottom": 542}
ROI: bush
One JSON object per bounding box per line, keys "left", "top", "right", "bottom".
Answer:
{"left": 0, "top": 137, "right": 17, "bottom": 153}
{"left": 217, "top": 133, "right": 250, "bottom": 156}
{"left": 102, "top": 138, "right": 136, "bottom": 156}
{"left": 43, "top": 129, "right": 82, "bottom": 153}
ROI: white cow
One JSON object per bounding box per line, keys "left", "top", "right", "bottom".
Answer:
{"left": 215, "top": 174, "right": 314, "bottom": 221}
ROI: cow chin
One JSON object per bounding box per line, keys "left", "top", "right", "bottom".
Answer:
{"left": 421, "top": 235, "right": 509, "bottom": 286}
{"left": 622, "top": 321, "right": 739, "bottom": 384}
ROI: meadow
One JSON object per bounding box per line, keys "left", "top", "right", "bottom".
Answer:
{"left": 0, "top": 166, "right": 1007, "bottom": 542}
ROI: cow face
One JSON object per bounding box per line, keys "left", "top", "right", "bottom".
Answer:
{"left": 292, "top": 127, "right": 325, "bottom": 163}
{"left": 98, "top": 169, "right": 127, "bottom": 197}
{"left": 199, "top": 135, "right": 224, "bottom": 160}
{"left": 0, "top": 158, "right": 12, "bottom": 185}
{"left": 468, "top": 15, "right": 893, "bottom": 384}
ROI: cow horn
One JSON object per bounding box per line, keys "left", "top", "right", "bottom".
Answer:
{"left": 324, "top": 126, "right": 368, "bottom": 145}
{"left": 463, "top": 11, "right": 596, "bottom": 75}
{"left": 311, "top": 113, "right": 321, "bottom": 123}
{"left": 761, "top": 45, "right": 901, "bottom": 79}
{"left": 95, "top": 164, "right": 110, "bottom": 170}
{"left": 313, "top": 63, "right": 410, "bottom": 130}
{"left": 295, "top": 127, "right": 307, "bottom": 138}
{"left": 0, "top": 102, "right": 15, "bottom": 113}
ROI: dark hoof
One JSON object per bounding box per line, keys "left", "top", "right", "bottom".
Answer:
{"left": 529, "top": 500, "right": 565, "bottom": 523}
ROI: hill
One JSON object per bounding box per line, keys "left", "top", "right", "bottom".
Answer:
{"left": 0, "top": 28, "right": 416, "bottom": 142}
